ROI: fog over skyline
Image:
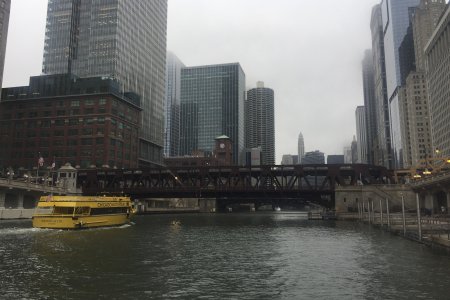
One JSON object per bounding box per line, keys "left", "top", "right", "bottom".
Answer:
{"left": 4, "top": 0, "right": 381, "bottom": 163}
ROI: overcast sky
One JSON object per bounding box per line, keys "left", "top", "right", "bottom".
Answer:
{"left": 4, "top": 0, "right": 380, "bottom": 163}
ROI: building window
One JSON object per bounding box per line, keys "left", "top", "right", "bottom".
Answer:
{"left": 81, "top": 138, "right": 93, "bottom": 145}
{"left": 68, "top": 129, "right": 78, "bottom": 135}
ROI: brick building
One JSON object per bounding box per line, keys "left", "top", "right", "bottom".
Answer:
{"left": 0, "top": 74, "right": 141, "bottom": 170}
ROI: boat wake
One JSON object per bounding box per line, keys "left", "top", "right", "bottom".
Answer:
{"left": 0, "top": 227, "right": 49, "bottom": 236}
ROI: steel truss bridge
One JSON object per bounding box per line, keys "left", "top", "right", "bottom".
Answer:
{"left": 78, "top": 164, "right": 392, "bottom": 209}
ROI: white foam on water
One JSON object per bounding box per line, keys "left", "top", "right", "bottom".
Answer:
{"left": 0, "top": 227, "right": 49, "bottom": 236}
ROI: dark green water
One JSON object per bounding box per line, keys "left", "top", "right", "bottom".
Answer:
{"left": 1, "top": 213, "right": 450, "bottom": 299}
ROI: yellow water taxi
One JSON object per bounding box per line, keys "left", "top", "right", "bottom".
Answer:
{"left": 32, "top": 195, "right": 134, "bottom": 229}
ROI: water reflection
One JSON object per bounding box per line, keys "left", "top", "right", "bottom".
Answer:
{"left": 1, "top": 214, "right": 450, "bottom": 299}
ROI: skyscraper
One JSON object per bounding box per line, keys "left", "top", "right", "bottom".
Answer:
{"left": 179, "top": 63, "right": 245, "bottom": 165}
{"left": 281, "top": 154, "right": 294, "bottom": 165}
{"left": 298, "top": 132, "right": 305, "bottom": 164}
{"left": 381, "top": 0, "right": 420, "bottom": 168}
{"left": 164, "top": 52, "right": 185, "bottom": 157}
{"left": 0, "top": 0, "right": 11, "bottom": 95}
{"left": 413, "top": 0, "right": 447, "bottom": 72}
{"left": 351, "top": 136, "right": 358, "bottom": 164}
{"left": 245, "top": 81, "right": 275, "bottom": 165}
{"left": 425, "top": 5, "right": 450, "bottom": 157}
{"left": 371, "top": 4, "right": 392, "bottom": 169}
{"left": 362, "top": 50, "right": 376, "bottom": 165}
{"left": 42, "top": 0, "right": 168, "bottom": 166}
{"left": 355, "top": 106, "right": 368, "bottom": 164}
{"left": 397, "top": 0, "right": 446, "bottom": 168}
{"left": 303, "top": 151, "right": 325, "bottom": 165}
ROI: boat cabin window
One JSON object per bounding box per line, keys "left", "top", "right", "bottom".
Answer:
{"left": 91, "top": 207, "right": 129, "bottom": 215}
{"left": 34, "top": 207, "right": 53, "bottom": 215}
{"left": 53, "top": 207, "right": 74, "bottom": 215}
{"left": 74, "top": 207, "right": 90, "bottom": 215}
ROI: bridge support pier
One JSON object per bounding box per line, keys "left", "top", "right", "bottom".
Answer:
{"left": 17, "top": 192, "right": 24, "bottom": 209}
{"left": 447, "top": 192, "right": 450, "bottom": 211}
{"left": 424, "top": 194, "right": 434, "bottom": 213}
{"left": 0, "top": 192, "right": 5, "bottom": 208}
{"left": 199, "top": 198, "right": 217, "bottom": 213}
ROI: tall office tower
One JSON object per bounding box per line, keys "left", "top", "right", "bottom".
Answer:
{"left": 179, "top": 63, "right": 245, "bottom": 165}
{"left": 355, "top": 106, "right": 368, "bottom": 164}
{"left": 245, "top": 82, "right": 275, "bottom": 165}
{"left": 371, "top": 4, "right": 392, "bottom": 169}
{"left": 164, "top": 52, "right": 185, "bottom": 157}
{"left": 397, "top": 24, "right": 416, "bottom": 168}
{"left": 381, "top": 0, "right": 420, "bottom": 169}
{"left": 425, "top": 5, "right": 450, "bottom": 157}
{"left": 397, "top": 0, "right": 445, "bottom": 168}
{"left": 303, "top": 151, "right": 325, "bottom": 165}
{"left": 344, "top": 147, "right": 352, "bottom": 164}
{"left": 298, "top": 132, "right": 305, "bottom": 164}
{"left": 281, "top": 154, "right": 294, "bottom": 165}
{"left": 402, "top": 73, "right": 433, "bottom": 167}
{"left": 362, "top": 50, "right": 377, "bottom": 165}
{"left": 351, "top": 136, "right": 358, "bottom": 164}
{"left": 0, "top": 0, "right": 11, "bottom": 95}
{"left": 42, "top": 0, "right": 168, "bottom": 166}
{"left": 413, "top": 0, "right": 447, "bottom": 72}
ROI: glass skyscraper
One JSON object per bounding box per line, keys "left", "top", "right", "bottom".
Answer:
{"left": 245, "top": 82, "right": 275, "bottom": 165}
{"left": 164, "top": 52, "right": 185, "bottom": 157}
{"left": 381, "top": 0, "right": 420, "bottom": 169}
{"left": 179, "top": 63, "right": 245, "bottom": 165}
{"left": 42, "top": 0, "right": 168, "bottom": 166}
{"left": 371, "top": 4, "right": 392, "bottom": 169}
{"left": 0, "top": 0, "right": 11, "bottom": 96}
{"left": 362, "top": 49, "right": 376, "bottom": 165}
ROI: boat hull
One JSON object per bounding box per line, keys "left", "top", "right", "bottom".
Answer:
{"left": 32, "top": 214, "right": 132, "bottom": 229}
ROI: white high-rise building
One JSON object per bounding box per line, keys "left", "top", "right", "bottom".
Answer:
{"left": 245, "top": 82, "right": 275, "bottom": 165}
{"left": 298, "top": 132, "right": 305, "bottom": 164}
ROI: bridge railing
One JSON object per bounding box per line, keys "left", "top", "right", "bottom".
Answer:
{"left": 0, "top": 177, "right": 68, "bottom": 194}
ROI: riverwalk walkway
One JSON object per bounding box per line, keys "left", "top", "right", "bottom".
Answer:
{"left": 339, "top": 212, "right": 450, "bottom": 252}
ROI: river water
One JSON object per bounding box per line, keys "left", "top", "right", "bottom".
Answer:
{"left": 1, "top": 213, "right": 450, "bottom": 299}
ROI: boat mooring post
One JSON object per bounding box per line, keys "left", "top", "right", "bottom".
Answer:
{"left": 358, "top": 202, "right": 361, "bottom": 221}
{"left": 386, "top": 198, "right": 390, "bottom": 229}
{"left": 416, "top": 193, "right": 422, "bottom": 241}
{"left": 371, "top": 200, "right": 375, "bottom": 224}
{"left": 380, "top": 199, "right": 383, "bottom": 227}
{"left": 362, "top": 202, "right": 365, "bottom": 222}
{"left": 401, "top": 194, "right": 406, "bottom": 236}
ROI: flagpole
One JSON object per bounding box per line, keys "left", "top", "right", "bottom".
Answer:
{"left": 36, "top": 153, "right": 40, "bottom": 182}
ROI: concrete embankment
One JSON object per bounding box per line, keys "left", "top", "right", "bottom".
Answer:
{"left": 0, "top": 209, "right": 34, "bottom": 220}
{"left": 338, "top": 212, "right": 450, "bottom": 253}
